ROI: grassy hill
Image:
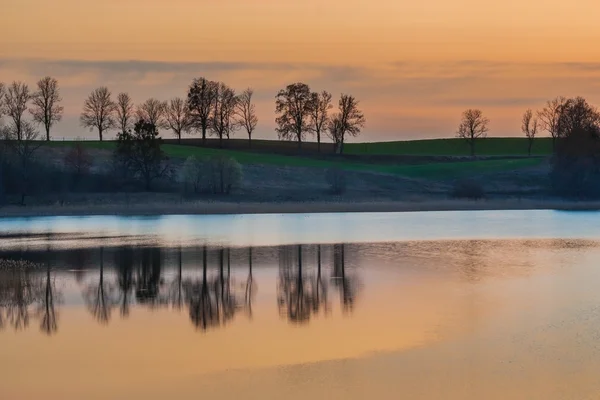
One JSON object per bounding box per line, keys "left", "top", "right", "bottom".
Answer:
{"left": 47, "top": 139, "right": 546, "bottom": 180}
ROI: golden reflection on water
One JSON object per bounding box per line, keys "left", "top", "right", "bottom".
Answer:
{"left": 1, "top": 239, "right": 600, "bottom": 399}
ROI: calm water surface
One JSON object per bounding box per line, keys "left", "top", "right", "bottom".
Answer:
{"left": 2, "top": 210, "right": 600, "bottom": 399}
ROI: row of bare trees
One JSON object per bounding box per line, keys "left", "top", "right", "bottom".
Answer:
{"left": 274, "top": 82, "right": 366, "bottom": 153}
{"left": 0, "top": 78, "right": 63, "bottom": 141}
{"left": 455, "top": 96, "right": 600, "bottom": 157}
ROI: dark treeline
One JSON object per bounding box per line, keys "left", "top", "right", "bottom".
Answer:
{"left": 0, "top": 244, "right": 359, "bottom": 334}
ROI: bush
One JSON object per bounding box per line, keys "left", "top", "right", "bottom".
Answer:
{"left": 326, "top": 168, "right": 347, "bottom": 194}
{"left": 180, "top": 155, "right": 242, "bottom": 195}
{"left": 451, "top": 179, "right": 485, "bottom": 199}
{"left": 180, "top": 156, "right": 205, "bottom": 194}
{"left": 205, "top": 156, "right": 243, "bottom": 194}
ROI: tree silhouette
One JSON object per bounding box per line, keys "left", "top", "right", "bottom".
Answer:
{"left": 4, "top": 81, "right": 32, "bottom": 141}
{"left": 80, "top": 87, "right": 116, "bottom": 141}
{"left": 521, "top": 109, "right": 539, "bottom": 156}
{"left": 30, "top": 76, "right": 63, "bottom": 141}
{"left": 235, "top": 88, "right": 258, "bottom": 148}
{"left": 136, "top": 98, "right": 167, "bottom": 130}
{"left": 185, "top": 246, "right": 219, "bottom": 330}
{"left": 84, "top": 248, "right": 116, "bottom": 324}
{"left": 328, "top": 94, "right": 365, "bottom": 154}
{"left": 135, "top": 247, "right": 166, "bottom": 308}
{"left": 456, "top": 109, "right": 489, "bottom": 157}
{"left": 244, "top": 247, "right": 257, "bottom": 319}
{"left": 115, "top": 246, "right": 135, "bottom": 317}
{"left": 187, "top": 78, "right": 218, "bottom": 144}
{"left": 165, "top": 97, "right": 193, "bottom": 144}
{"left": 538, "top": 96, "right": 567, "bottom": 151}
{"left": 277, "top": 245, "right": 315, "bottom": 324}
{"left": 210, "top": 83, "right": 238, "bottom": 147}
{"left": 37, "top": 260, "right": 59, "bottom": 335}
{"left": 309, "top": 91, "right": 333, "bottom": 153}
{"left": 2, "top": 262, "right": 41, "bottom": 330}
{"left": 311, "top": 244, "right": 329, "bottom": 315}
{"left": 169, "top": 247, "right": 184, "bottom": 311}
{"left": 116, "top": 92, "right": 135, "bottom": 134}
{"left": 332, "top": 244, "right": 359, "bottom": 313}
{"left": 213, "top": 248, "right": 238, "bottom": 326}
{"left": 275, "top": 83, "right": 313, "bottom": 149}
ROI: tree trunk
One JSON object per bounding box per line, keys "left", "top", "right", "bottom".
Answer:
{"left": 528, "top": 140, "right": 533, "bottom": 156}
{"left": 178, "top": 131, "right": 181, "bottom": 144}
{"left": 99, "top": 128, "right": 103, "bottom": 142}
{"left": 340, "top": 137, "right": 345, "bottom": 155}
{"left": 317, "top": 131, "right": 321, "bottom": 153}
{"left": 46, "top": 127, "right": 50, "bottom": 141}
{"left": 248, "top": 133, "right": 252, "bottom": 149}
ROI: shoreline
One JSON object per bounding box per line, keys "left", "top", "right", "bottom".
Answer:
{"left": 1, "top": 198, "right": 600, "bottom": 218}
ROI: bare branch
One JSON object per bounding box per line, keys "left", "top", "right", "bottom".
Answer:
{"left": 5, "top": 81, "right": 32, "bottom": 141}
{"left": 80, "top": 87, "right": 116, "bottom": 141}
{"left": 210, "top": 82, "right": 238, "bottom": 147}
{"left": 29, "top": 76, "right": 63, "bottom": 141}
{"left": 308, "top": 90, "right": 332, "bottom": 152}
{"left": 187, "top": 78, "right": 219, "bottom": 143}
{"left": 456, "top": 109, "right": 489, "bottom": 156}
{"left": 116, "top": 92, "right": 135, "bottom": 134}
{"left": 275, "top": 82, "right": 313, "bottom": 148}
{"left": 136, "top": 98, "right": 167, "bottom": 130}
{"left": 234, "top": 88, "right": 258, "bottom": 146}
{"left": 327, "top": 94, "right": 365, "bottom": 154}
{"left": 164, "top": 97, "right": 193, "bottom": 143}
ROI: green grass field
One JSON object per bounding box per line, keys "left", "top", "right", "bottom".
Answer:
{"left": 47, "top": 140, "right": 546, "bottom": 179}
{"left": 344, "top": 137, "right": 554, "bottom": 156}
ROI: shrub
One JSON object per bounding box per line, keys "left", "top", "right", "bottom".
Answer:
{"left": 204, "top": 156, "right": 243, "bottom": 194}
{"left": 326, "top": 168, "right": 347, "bottom": 194}
{"left": 450, "top": 179, "right": 485, "bottom": 199}
{"left": 180, "top": 156, "right": 205, "bottom": 194}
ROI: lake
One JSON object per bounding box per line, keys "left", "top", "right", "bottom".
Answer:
{"left": 2, "top": 210, "right": 600, "bottom": 399}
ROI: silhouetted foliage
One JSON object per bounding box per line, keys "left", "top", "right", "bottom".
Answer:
{"left": 30, "top": 77, "right": 63, "bottom": 141}
{"left": 204, "top": 155, "right": 243, "bottom": 194}
{"left": 115, "top": 120, "right": 170, "bottom": 190}
{"left": 275, "top": 82, "right": 313, "bottom": 148}
{"left": 210, "top": 82, "right": 238, "bottom": 147}
{"left": 309, "top": 91, "right": 333, "bottom": 153}
{"left": 328, "top": 94, "right": 365, "bottom": 154}
{"left": 4, "top": 81, "right": 31, "bottom": 141}
{"left": 83, "top": 248, "right": 116, "bottom": 324}
{"left": 456, "top": 109, "right": 489, "bottom": 157}
{"left": 187, "top": 78, "right": 218, "bottom": 144}
{"left": 538, "top": 96, "right": 567, "bottom": 150}
{"left": 80, "top": 87, "right": 116, "bottom": 141}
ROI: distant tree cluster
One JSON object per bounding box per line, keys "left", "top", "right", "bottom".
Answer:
{"left": 275, "top": 83, "right": 365, "bottom": 153}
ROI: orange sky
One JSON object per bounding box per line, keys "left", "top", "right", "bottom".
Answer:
{"left": 1, "top": 0, "right": 600, "bottom": 140}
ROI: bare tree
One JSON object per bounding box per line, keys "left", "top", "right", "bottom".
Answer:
{"left": 521, "top": 109, "right": 539, "bottom": 156}
{"left": 116, "top": 92, "right": 135, "bottom": 133}
{"left": 30, "top": 76, "right": 63, "bottom": 141}
{"left": 309, "top": 90, "right": 332, "bottom": 152}
{"left": 538, "top": 96, "right": 567, "bottom": 151}
{"left": 80, "top": 87, "right": 116, "bottom": 141}
{"left": 235, "top": 88, "right": 258, "bottom": 148}
{"left": 4, "top": 81, "right": 31, "bottom": 141}
{"left": 187, "top": 77, "right": 218, "bottom": 144}
{"left": 210, "top": 82, "right": 238, "bottom": 148}
{"left": 327, "top": 94, "right": 365, "bottom": 154}
{"left": 136, "top": 98, "right": 167, "bottom": 130}
{"left": 275, "top": 82, "right": 313, "bottom": 149}
{"left": 164, "top": 97, "right": 192, "bottom": 144}
{"left": 456, "top": 109, "right": 489, "bottom": 157}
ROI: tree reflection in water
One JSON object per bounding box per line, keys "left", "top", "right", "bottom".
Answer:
{"left": 0, "top": 243, "right": 360, "bottom": 335}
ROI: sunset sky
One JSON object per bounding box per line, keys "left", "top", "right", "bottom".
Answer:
{"left": 2, "top": 0, "right": 600, "bottom": 141}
